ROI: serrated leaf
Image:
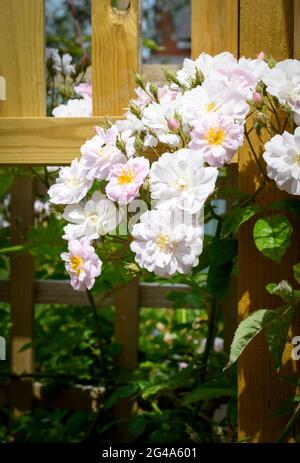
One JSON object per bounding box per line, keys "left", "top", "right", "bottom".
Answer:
{"left": 225, "top": 306, "right": 289, "bottom": 370}
{"left": 253, "top": 214, "right": 292, "bottom": 263}
{"left": 221, "top": 205, "right": 261, "bottom": 238}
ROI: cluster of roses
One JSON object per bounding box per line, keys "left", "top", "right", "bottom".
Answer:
{"left": 48, "top": 51, "right": 300, "bottom": 291}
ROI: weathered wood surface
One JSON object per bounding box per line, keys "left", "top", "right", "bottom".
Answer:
{"left": 238, "top": 0, "right": 299, "bottom": 442}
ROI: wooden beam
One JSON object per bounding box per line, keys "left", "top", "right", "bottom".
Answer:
{"left": 238, "top": 0, "right": 299, "bottom": 442}
{"left": 0, "top": 116, "right": 239, "bottom": 165}
{"left": 0, "top": 382, "right": 105, "bottom": 412}
{"left": 0, "top": 280, "right": 191, "bottom": 308}
{"left": 191, "top": 0, "right": 239, "bottom": 58}
{"left": 0, "top": 117, "right": 116, "bottom": 165}
{"left": 0, "top": 0, "right": 46, "bottom": 415}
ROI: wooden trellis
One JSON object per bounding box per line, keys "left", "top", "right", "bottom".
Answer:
{"left": 0, "top": 0, "right": 300, "bottom": 442}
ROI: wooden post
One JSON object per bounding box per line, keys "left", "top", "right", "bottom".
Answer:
{"left": 0, "top": 0, "right": 45, "bottom": 413}
{"left": 92, "top": 0, "right": 140, "bottom": 441}
{"left": 191, "top": 0, "right": 239, "bottom": 351}
{"left": 238, "top": 0, "right": 300, "bottom": 442}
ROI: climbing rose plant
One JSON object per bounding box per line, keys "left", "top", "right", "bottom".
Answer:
{"left": 48, "top": 51, "right": 300, "bottom": 371}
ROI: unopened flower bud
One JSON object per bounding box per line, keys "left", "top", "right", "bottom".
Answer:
{"left": 167, "top": 118, "right": 180, "bottom": 131}
{"left": 253, "top": 91, "right": 263, "bottom": 105}
{"left": 59, "top": 84, "right": 73, "bottom": 100}
{"left": 134, "top": 73, "right": 146, "bottom": 90}
{"left": 257, "top": 51, "right": 266, "bottom": 60}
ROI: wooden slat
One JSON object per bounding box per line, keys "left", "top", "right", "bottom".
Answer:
{"left": 238, "top": 0, "right": 299, "bottom": 442}
{"left": 0, "top": 117, "right": 116, "bottom": 165}
{"left": 191, "top": 0, "right": 239, "bottom": 58}
{"left": 92, "top": 0, "right": 139, "bottom": 116}
{"left": 114, "top": 277, "right": 139, "bottom": 442}
{"left": 0, "top": 280, "right": 191, "bottom": 308}
{"left": 0, "top": 0, "right": 46, "bottom": 415}
{"left": 0, "top": 382, "right": 105, "bottom": 412}
{"left": 0, "top": 0, "right": 45, "bottom": 117}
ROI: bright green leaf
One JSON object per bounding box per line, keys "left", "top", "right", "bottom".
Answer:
{"left": 253, "top": 214, "right": 292, "bottom": 263}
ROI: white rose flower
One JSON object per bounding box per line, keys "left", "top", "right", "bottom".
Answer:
{"left": 150, "top": 149, "right": 218, "bottom": 214}
{"left": 63, "top": 191, "right": 121, "bottom": 240}
{"left": 130, "top": 209, "right": 203, "bottom": 277}
{"left": 48, "top": 158, "right": 92, "bottom": 205}
{"left": 263, "top": 127, "right": 300, "bottom": 195}
{"left": 52, "top": 98, "right": 92, "bottom": 117}
{"left": 176, "top": 52, "right": 237, "bottom": 86}
{"left": 263, "top": 60, "right": 300, "bottom": 125}
{"left": 80, "top": 130, "right": 126, "bottom": 181}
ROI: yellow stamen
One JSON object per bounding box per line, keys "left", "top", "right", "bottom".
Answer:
{"left": 206, "top": 127, "right": 225, "bottom": 145}
{"left": 205, "top": 102, "right": 216, "bottom": 113}
{"left": 70, "top": 255, "right": 83, "bottom": 275}
{"left": 117, "top": 168, "right": 135, "bottom": 185}
{"left": 296, "top": 153, "right": 300, "bottom": 164}
{"left": 156, "top": 233, "right": 172, "bottom": 252}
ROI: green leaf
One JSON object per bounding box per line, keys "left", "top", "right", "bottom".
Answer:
{"left": 104, "top": 384, "right": 140, "bottom": 409}
{"left": 266, "top": 305, "right": 297, "bottom": 371}
{"left": 225, "top": 306, "right": 290, "bottom": 370}
{"left": 221, "top": 205, "right": 261, "bottom": 238}
{"left": 253, "top": 214, "right": 292, "bottom": 263}
{"left": 293, "top": 263, "right": 300, "bottom": 285}
{"left": 128, "top": 415, "right": 147, "bottom": 438}
{"left": 182, "top": 387, "right": 235, "bottom": 405}
{"left": 0, "top": 175, "right": 13, "bottom": 199}
{"left": 141, "top": 384, "right": 165, "bottom": 400}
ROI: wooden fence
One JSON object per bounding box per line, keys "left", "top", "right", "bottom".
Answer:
{"left": 0, "top": 0, "right": 300, "bottom": 443}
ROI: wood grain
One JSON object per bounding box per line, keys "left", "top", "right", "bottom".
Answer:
{"left": 0, "top": 0, "right": 45, "bottom": 116}
{"left": 0, "top": 279, "right": 191, "bottom": 308}
{"left": 238, "top": 0, "right": 299, "bottom": 442}
{"left": 191, "top": 0, "right": 238, "bottom": 58}
{"left": 92, "top": 0, "right": 139, "bottom": 116}
{"left": 0, "top": 117, "right": 117, "bottom": 165}
{"left": 0, "top": 0, "right": 46, "bottom": 414}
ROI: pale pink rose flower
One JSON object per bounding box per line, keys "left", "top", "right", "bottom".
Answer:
{"left": 61, "top": 238, "right": 102, "bottom": 291}
{"left": 106, "top": 157, "right": 149, "bottom": 205}
{"left": 189, "top": 113, "right": 244, "bottom": 167}
{"left": 74, "top": 83, "right": 92, "bottom": 100}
